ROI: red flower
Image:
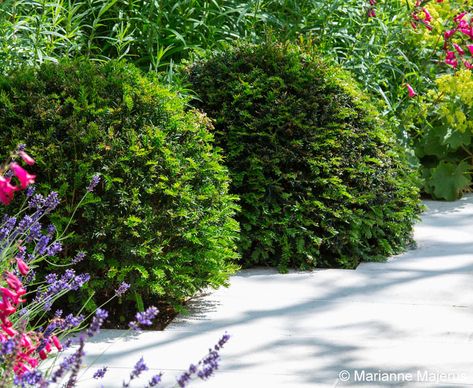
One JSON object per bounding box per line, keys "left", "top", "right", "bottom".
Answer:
{"left": 453, "top": 43, "right": 465, "bottom": 56}
{"left": 16, "top": 258, "right": 30, "bottom": 276}
{"left": 406, "top": 83, "right": 417, "bottom": 98}
{"left": 0, "top": 176, "right": 19, "bottom": 205}
{"left": 18, "top": 151, "right": 35, "bottom": 166}
{"left": 10, "top": 163, "right": 36, "bottom": 189}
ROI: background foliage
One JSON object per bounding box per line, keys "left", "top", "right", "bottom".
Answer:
{"left": 0, "top": 60, "right": 239, "bottom": 316}
{"left": 187, "top": 41, "right": 422, "bottom": 271}
{"left": 404, "top": 0, "right": 473, "bottom": 200}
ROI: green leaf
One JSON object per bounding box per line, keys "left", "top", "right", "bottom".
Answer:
{"left": 442, "top": 128, "right": 471, "bottom": 151}
{"left": 430, "top": 161, "right": 471, "bottom": 201}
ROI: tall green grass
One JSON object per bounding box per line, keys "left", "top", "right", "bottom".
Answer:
{"left": 0, "top": 0, "right": 422, "bottom": 134}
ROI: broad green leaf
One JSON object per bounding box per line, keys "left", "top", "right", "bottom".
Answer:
{"left": 430, "top": 161, "right": 471, "bottom": 201}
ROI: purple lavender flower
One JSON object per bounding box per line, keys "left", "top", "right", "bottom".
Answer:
{"left": 4, "top": 216, "right": 17, "bottom": 231}
{"left": 35, "top": 235, "right": 51, "bottom": 255}
{"left": 28, "top": 194, "right": 45, "bottom": 209}
{"left": 62, "top": 269, "right": 76, "bottom": 282}
{"left": 14, "top": 370, "right": 43, "bottom": 386}
{"left": 35, "top": 271, "right": 88, "bottom": 311}
{"left": 25, "top": 268, "right": 36, "bottom": 283}
{"left": 17, "top": 215, "right": 33, "bottom": 232}
{"left": 46, "top": 241, "right": 63, "bottom": 256}
{"left": 65, "top": 336, "right": 86, "bottom": 387}
{"left": 72, "top": 251, "right": 86, "bottom": 264}
{"left": 176, "top": 333, "right": 230, "bottom": 387}
{"left": 60, "top": 314, "right": 84, "bottom": 330}
{"left": 197, "top": 350, "right": 220, "bottom": 380}
{"left": 0, "top": 227, "right": 9, "bottom": 240}
{"left": 87, "top": 309, "right": 109, "bottom": 337}
{"left": 129, "top": 306, "right": 159, "bottom": 331}
{"left": 51, "top": 353, "right": 76, "bottom": 382}
{"left": 93, "top": 367, "right": 108, "bottom": 379}
{"left": 216, "top": 333, "right": 230, "bottom": 350}
{"left": 44, "top": 192, "right": 60, "bottom": 211}
{"left": 1, "top": 339, "right": 15, "bottom": 355}
{"left": 17, "top": 144, "right": 26, "bottom": 152}
{"left": 126, "top": 357, "right": 149, "bottom": 385}
{"left": 43, "top": 322, "right": 59, "bottom": 339}
{"left": 177, "top": 371, "right": 191, "bottom": 387}
{"left": 45, "top": 273, "right": 58, "bottom": 284}
{"left": 17, "top": 245, "right": 26, "bottom": 259}
{"left": 115, "top": 282, "right": 130, "bottom": 297}
{"left": 25, "top": 185, "right": 36, "bottom": 198}
{"left": 46, "top": 224, "right": 56, "bottom": 237}
{"left": 136, "top": 306, "right": 158, "bottom": 326}
{"left": 146, "top": 374, "right": 163, "bottom": 387}
{"left": 87, "top": 174, "right": 101, "bottom": 192}
{"left": 70, "top": 273, "right": 90, "bottom": 290}
{"left": 26, "top": 222, "right": 42, "bottom": 242}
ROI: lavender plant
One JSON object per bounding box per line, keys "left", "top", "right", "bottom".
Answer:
{"left": 0, "top": 146, "right": 230, "bottom": 387}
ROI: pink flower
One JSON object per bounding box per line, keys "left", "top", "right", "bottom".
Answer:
{"left": 10, "top": 163, "right": 35, "bottom": 189}
{"left": 18, "top": 151, "right": 35, "bottom": 166}
{"left": 446, "top": 51, "right": 456, "bottom": 60}
{"left": 16, "top": 258, "right": 30, "bottom": 276}
{"left": 422, "top": 8, "right": 432, "bottom": 23}
{"left": 453, "top": 43, "right": 465, "bottom": 56}
{"left": 460, "top": 27, "right": 473, "bottom": 39}
{"left": 6, "top": 272, "right": 23, "bottom": 291}
{"left": 454, "top": 12, "right": 467, "bottom": 23}
{"left": 406, "top": 84, "right": 417, "bottom": 98}
{"left": 464, "top": 61, "right": 473, "bottom": 69}
{"left": 52, "top": 335, "right": 63, "bottom": 351}
{"left": 444, "top": 29, "right": 456, "bottom": 40}
{"left": 468, "top": 45, "right": 473, "bottom": 56}
{"left": 2, "top": 324, "right": 17, "bottom": 337}
{"left": 0, "top": 176, "right": 19, "bottom": 205}
{"left": 368, "top": 8, "right": 376, "bottom": 17}
{"left": 445, "top": 58, "right": 458, "bottom": 68}
{"left": 0, "top": 287, "right": 25, "bottom": 304}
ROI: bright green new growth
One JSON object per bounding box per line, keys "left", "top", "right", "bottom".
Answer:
{"left": 188, "top": 42, "right": 422, "bottom": 270}
{"left": 0, "top": 60, "right": 239, "bottom": 315}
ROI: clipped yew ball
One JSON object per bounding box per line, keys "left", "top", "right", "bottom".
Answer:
{"left": 0, "top": 60, "right": 239, "bottom": 317}
{"left": 187, "top": 41, "right": 421, "bottom": 270}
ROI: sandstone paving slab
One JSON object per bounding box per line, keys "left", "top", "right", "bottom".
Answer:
{"left": 70, "top": 195, "right": 473, "bottom": 387}
{"left": 73, "top": 327, "right": 473, "bottom": 387}
{"left": 169, "top": 269, "right": 473, "bottom": 308}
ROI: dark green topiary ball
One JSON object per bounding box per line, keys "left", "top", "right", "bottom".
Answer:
{"left": 0, "top": 60, "right": 239, "bottom": 316}
{"left": 187, "top": 41, "right": 421, "bottom": 271}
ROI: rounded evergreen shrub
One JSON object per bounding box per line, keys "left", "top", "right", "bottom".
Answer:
{"left": 0, "top": 60, "right": 239, "bottom": 316}
{"left": 187, "top": 42, "right": 421, "bottom": 271}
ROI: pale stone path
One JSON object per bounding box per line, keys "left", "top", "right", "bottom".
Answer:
{"left": 76, "top": 196, "right": 473, "bottom": 387}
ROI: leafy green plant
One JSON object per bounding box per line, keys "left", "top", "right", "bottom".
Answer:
{"left": 404, "top": 1, "right": 473, "bottom": 200}
{"left": 187, "top": 41, "right": 422, "bottom": 271}
{"left": 0, "top": 59, "right": 239, "bottom": 317}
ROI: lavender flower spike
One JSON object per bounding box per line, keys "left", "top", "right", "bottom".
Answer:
{"left": 146, "top": 373, "right": 163, "bottom": 387}
{"left": 123, "top": 357, "right": 149, "bottom": 387}
{"left": 87, "top": 174, "right": 101, "bottom": 192}
{"left": 115, "top": 282, "right": 130, "bottom": 297}
{"left": 129, "top": 306, "right": 159, "bottom": 331}
{"left": 72, "top": 251, "right": 86, "bottom": 264}
{"left": 93, "top": 367, "right": 108, "bottom": 379}
{"left": 136, "top": 306, "right": 159, "bottom": 326}
{"left": 87, "top": 309, "right": 109, "bottom": 337}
